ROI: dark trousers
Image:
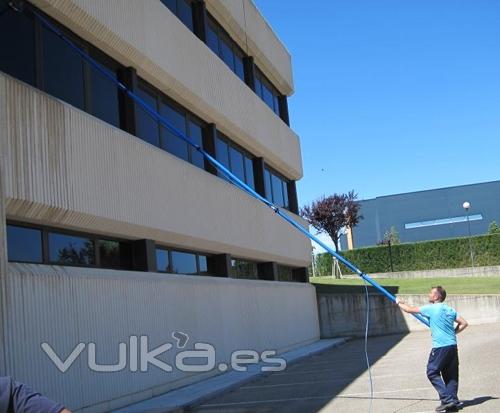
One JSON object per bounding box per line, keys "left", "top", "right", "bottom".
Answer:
{"left": 426, "top": 345, "right": 459, "bottom": 404}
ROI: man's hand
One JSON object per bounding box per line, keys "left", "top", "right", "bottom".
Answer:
{"left": 455, "top": 315, "right": 468, "bottom": 334}
{"left": 395, "top": 297, "right": 421, "bottom": 314}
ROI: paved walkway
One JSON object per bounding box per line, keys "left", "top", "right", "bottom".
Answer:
{"left": 189, "top": 323, "right": 500, "bottom": 413}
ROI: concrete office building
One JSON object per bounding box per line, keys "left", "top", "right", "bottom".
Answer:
{"left": 342, "top": 180, "right": 500, "bottom": 249}
{"left": 0, "top": 0, "right": 319, "bottom": 411}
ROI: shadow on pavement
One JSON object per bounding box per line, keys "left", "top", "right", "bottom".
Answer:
{"left": 460, "top": 396, "right": 498, "bottom": 408}
{"left": 188, "top": 333, "right": 409, "bottom": 413}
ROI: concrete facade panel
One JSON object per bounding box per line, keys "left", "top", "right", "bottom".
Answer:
{"left": 30, "top": 0, "right": 302, "bottom": 179}
{"left": 1, "top": 74, "right": 310, "bottom": 266}
{"left": 4, "top": 263, "right": 320, "bottom": 412}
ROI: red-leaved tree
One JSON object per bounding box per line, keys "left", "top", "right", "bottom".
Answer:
{"left": 300, "top": 191, "right": 362, "bottom": 252}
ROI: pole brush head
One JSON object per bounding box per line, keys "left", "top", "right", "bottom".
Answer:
{"left": 8, "top": 0, "right": 26, "bottom": 12}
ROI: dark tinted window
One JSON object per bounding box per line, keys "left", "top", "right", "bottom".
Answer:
{"left": 264, "top": 169, "right": 272, "bottom": 200}
{"left": 199, "top": 255, "right": 208, "bottom": 275}
{"left": 48, "top": 232, "right": 95, "bottom": 265}
{"left": 220, "top": 37, "right": 235, "bottom": 71}
{"left": 171, "top": 251, "right": 198, "bottom": 275}
{"left": 161, "top": 0, "right": 176, "bottom": 13}
{"left": 262, "top": 83, "right": 275, "bottom": 111}
{"left": 90, "top": 59, "right": 120, "bottom": 128}
{"left": 177, "top": 0, "right": 194, "bottom": 32}
{"left": 7, "top": 225, "right": 42, "bottom": 263}
{"left": 0, "top": 7, "right": 36, "bottom": 86}
{"left": 156, "top": 249, "right": 170, "bottom": 273}
{"left": 136, "top": 87, "right": 160, "bottom": 147}
{"left": 99, "top": 240, "right": 131, "bottom": 269}
{"left": 206, "top": 14, "right": 247, "bottom": 81}
{"left": 271, "top": 173, "right": 284, "bottom": 207}
{"left": 244, "top": 156, "right": 255, "bottom": 189}
{"left": 160, "top": 101, "right": 189, "bottom": 161}
{"left": 277, "top": 265, "right": 293, "bottom": 282}
{"left": 231, "top": 259, "right": 258, "bottom": 279}
{"left": 207, "top": 22, "right": 219, "bottom": 54}
{"left": 282, "top": 180, "right": 289, "bottom": 208}
{"left": 161, "top": 0, "right": 193, "bottom": 32}
{"left": 234, "top": 53, "right": 244, "bottom": 82}
{"left": 254, "top": 76, "right": 263, "bottom": 99}
{"left": 229, "top": 147, "right": 245, "bottom": 182}
{"left": 273, "top": 95, "right": 280, "bottom": 115}
{"left": 42, "top": 26, "right": 86, "bottom": 110}
{"left": 215, "top": 137, "right": 230, "bottom": 178}
{"left": 189, "top": 121, "right": 204, "bottom": 169}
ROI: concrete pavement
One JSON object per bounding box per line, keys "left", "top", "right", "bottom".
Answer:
{"left": 189, "top": 323, "right": 500, "bottom": 413}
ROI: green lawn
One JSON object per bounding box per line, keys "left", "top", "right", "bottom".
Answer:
{"left": 309, "top": 276, "right": 500, "bottom": 295}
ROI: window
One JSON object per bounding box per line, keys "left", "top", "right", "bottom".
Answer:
{"left": 229, "top": 146, "right": 245, "bottom": 182}
{"left": 160, "top": 0, "right": 194, "bottom": 32}
{"left": 136, "top": 79, "right": 207, "bottom": 169}
{"left": 7, "top": 222, "right": 134, "bottom": 270}
{"left": 0, "top": 4, "right": 36, "bottom": 86}
{"left": 156, "top": 248, "right": 211, "bottom": 276}
{"left": 277, "top": 265, "right": 293, "bottom": 282}
{"left": 48, "top": 232, "right": 95, "bottom": 266}
{"left": 160, "top": 101, "right": 189, "bottom": 161}
{"left": 230, "top": 259, "right": 258, "bottom": 279}
{"left": 7, "top": 225, "right": 43, "bottom": 263}
{"left": 156, "top": 249, "right": 170, "bottom": 272}
{"left": 42, "top": 25, "right": 86, "bottom": 111}
{"left": 89, "top": 51, "right": 120, "bottom": 128}
{"left": 206, "top": 14, "right": 246, "bottom": 82}
{"left": 216, "top": 134, "right": 255, "bottom": 189}
{"left": 198, "top": 255, "right": 208, "bottom": 275}
{"left": 0, "top": 5, "right": 123, "bottom": 130}
{"left": 136, "top": 86, "right": 161, "bottom": 147}
{"left": 171, "top": 250, "right": 198, "bottom": 275}
{"left": 188, "top": 120, "right": 205, "bottom": 169}
{"left": 405, "top": 214, "right": 484, "bottom": 230}
{"left": 254, "top": 67, "right": 281, "bottom": 117}
{"left": 99, "top": 240, "right": 132, "bottom": 269}
{"left": 264, "top": 166, "right": 290, "bottom": 209}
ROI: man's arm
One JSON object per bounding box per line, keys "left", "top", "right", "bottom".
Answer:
{"left": 395, "top": 298, "right": 421, "bottom": 314}
{"left": 455, "top": 315, "right": 468, "bottom": 334}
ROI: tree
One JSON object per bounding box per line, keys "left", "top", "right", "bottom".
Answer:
{"left": 381, "top": 226, "right": 401, "bottom": 245}
{"left": 488, "top": 221, "right": 500, "bottom": 235}
{"left": 300, "top": 191, "right": 362, "bottom": 252}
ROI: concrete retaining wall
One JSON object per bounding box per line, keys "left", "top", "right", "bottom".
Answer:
{"left": 344, "top": 264, "right": 500, "bottom": 279}
{"left": 317, "top": 293, "right": 500, "bottom": 338}
{"left": 3, "top": 264, "right": 320, "bottom": 412}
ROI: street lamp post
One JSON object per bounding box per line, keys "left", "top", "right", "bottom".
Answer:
{"left": 462, "top": 201, "right": 475, "bottom": 270}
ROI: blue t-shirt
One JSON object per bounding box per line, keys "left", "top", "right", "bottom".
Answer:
{"left": 420, "top": 303, "right": 458, "bottom": 348}
{"left": 0, "top": 377, "right": 65, "bottom": 413}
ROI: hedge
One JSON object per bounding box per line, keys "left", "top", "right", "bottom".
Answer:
{"left": 314, "top": 233, "right": 500, "bottom": 276}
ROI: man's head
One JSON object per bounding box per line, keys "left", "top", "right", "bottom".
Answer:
{"left": 428, "top": 286, "right": 446, "bottom": 303}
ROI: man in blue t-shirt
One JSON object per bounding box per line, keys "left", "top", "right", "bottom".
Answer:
{"left": 396, "top": 286, "right": 468, "bottom": 413}
{"left": 0, "top": 377, "right": 70, "bottom": 413}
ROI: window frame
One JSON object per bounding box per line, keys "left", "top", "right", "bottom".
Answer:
{"left": 136, "top": 77, "right": 208, "bottom": 168}
{"left": 215, "top": 132, "right": 255, "bottom": 189}
{"left": 155, "top": 245, "right": 211, "bottom": 276}
{"left": 206, "top": 13, "right": 247, "bottom": 82}
{"left": 264, "top": 164, "right": 291, "bottom": 210}
{"left": 6, "top": 220, "right": 132, "bottom": 270}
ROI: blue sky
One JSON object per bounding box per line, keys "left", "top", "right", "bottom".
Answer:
{"left": 254, "top": 0, "right": 500, "bottom": 207}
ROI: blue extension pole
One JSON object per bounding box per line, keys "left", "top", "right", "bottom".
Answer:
{"left": 27, "top": 5, "right": 429, "bottom": 328}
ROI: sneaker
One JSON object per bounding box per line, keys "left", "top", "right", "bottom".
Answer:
{"left": 435, "top": 402, "right": 457, "bottom": 412}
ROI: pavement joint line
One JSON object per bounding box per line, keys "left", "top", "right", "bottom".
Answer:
{"left": 240, "top": 373, "right": 412, "bottom": 389}
{"left": 111, "top": 337, "right": 349, "bottom": 413}
{"left": 199, "top": 387, "right": 433, "bottom": 408}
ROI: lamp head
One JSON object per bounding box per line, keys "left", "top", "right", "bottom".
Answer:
{"left": 462, "top": 201, "right": 470, "bottom": 210}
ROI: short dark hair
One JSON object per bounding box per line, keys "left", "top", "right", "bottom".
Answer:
{"left": 432, "top": 286, "right": 446, "bottom": 301}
